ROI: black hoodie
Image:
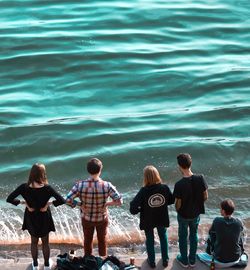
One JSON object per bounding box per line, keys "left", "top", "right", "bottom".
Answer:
{"left": 130, "top": 183, "right": 174, "bottom": 230}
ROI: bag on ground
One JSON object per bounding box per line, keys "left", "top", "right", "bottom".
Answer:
{"left": 56, "top": 253, "right": 102, "bottom": 270}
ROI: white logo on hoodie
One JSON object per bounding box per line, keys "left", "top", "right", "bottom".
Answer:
{"left": 148, "top": 193, "right": 165, "bottom": 208}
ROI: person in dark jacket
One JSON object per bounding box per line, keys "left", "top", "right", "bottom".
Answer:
{"left": 198, "top": 199, "right": 247, "bottom": 268}
{"left": 6, "top": 163, "right": 65, "bottom": 270}
{"left": 209, "top": 199, "right": 244, "bottom": 262}
{"left": 130, "top": 165, "right": 174, "bottom": 268}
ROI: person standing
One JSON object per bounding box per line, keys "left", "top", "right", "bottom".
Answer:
{"left": 173, "top": 153, "right": 208, "bottom": 268}
{"left": 130, "top": 165, "right": 174, "bottom": 268}
{"left": 6, "top": 163, "right": 65, "bottom": 270}
{"left": 66, "top": 158, "right": 122, "bottom": 257}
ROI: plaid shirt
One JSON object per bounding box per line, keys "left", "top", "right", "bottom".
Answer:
{"left": 66, "top": 178, "right": 121, "bottom": 222}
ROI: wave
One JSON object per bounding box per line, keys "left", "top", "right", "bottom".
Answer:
{"left": 1, "top": 204, "right": 249, "bottom": 247}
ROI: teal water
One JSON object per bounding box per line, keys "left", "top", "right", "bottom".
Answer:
{"left": 0, "top": 0, "right": 250, "bottom": 246}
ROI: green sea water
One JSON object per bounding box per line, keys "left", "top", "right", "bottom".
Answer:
{"left": 0, "top": 0, "right": 249, "bottom": 247}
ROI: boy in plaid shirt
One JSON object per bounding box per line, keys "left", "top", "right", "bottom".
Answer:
{"left": 66, "top": 158, "right": 122, "bottom": 256}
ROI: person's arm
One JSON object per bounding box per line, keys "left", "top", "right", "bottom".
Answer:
{"left": 130, "top": 188, "right": 143, "bottom": 215}
{"left": 106, "top": 199, "right": 122, "bottom": 207}
{"left": 209, "top": 219, "right": 216, "bottom": 246}
{"left": 205, "top": 220, "right": 216, "bottom": 255}
{"left": 7, "top": 184, "right": 35, "bottom": 212}
{"left": 167, "top": 186, "right": 175, "bottom": 205}
{"left": 50, "top": 186, "right": 66, "bottom": 207}
{"left": 40, "top": 201, "right": 52, "bottom": 212}
{"left": 200, "top": 174, "right": 208, "bottom": 201}
{"left": 65, "top": 182, "right": 80, "bottom": 208}
{"left": 6, "top": 184, "right": 24, "bottom": 206}
{"left": 107, "top": 182, "right": 122, "bottom": 207}
{"left": 173, "top": 182, "right": 181, "bottom": 211}
{"left": 175, "top": 198, "right": 181, "bottom": 211}
{"left": 203, "top": 189, "right": 208, "bottom": 201}
{"left": 238, "top": 219, "right": 245, "bottom": 254}
{"left": 40, "top": 186, "right": 65, "bottom": 212}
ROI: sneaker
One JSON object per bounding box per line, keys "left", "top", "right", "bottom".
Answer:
{"left": 189, "top": 256, "right": 196, "bottom": 267}
{"left": 162, "top": 260, "right": 169, "bottom": 267}
{"left": 176, "top": 255, "right": 189, "bottom": 268}
{"left": 32, "top": 262, "right": 39, "bottom": 270}
{"left": 44, "top": 258, "right": 53, "bottom": 270}
{"left": 189, "top": 262, "right": 196, "bottom": 268}
{"left": 147, "top": 258, "right": 156, "bottom": 268}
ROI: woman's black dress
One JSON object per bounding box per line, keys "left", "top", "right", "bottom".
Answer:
{"left": 7, "top": 183, "right": 65, "bottom": 237}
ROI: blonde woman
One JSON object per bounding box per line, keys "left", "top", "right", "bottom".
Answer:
{"left": 6, "top": 163, "right": 65, "bottom": 270}
{"left": 130, "top": 165, "right": 174, "bottom": 268}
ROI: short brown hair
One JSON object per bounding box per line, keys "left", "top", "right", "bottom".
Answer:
{"left": 143, "top": 165, "right": 162, "bottom": 186}
{"left": 220, "top": 199, "right": 235, "bottom": 215}
{"left": 177, "top": 153, "right": 192, "bottom": 169}
{"left": 87, "top": 158, "right": 103, "bottom": 175}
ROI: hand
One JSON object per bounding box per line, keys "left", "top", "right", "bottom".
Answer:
{"left": 21, "top": 200, "right": 35, "bottom": 212}
{"left": 66, "top": 200, "right": 80, "bottom": 208}
{"left": 27, "top": 206, "right": 35, "bottom": 212}
{"left": 105, "top": 199, "right": 122, "bottom": 207}
{"left": 40, "top": 205, "right": 48, "bottom": 212}
{"left": 65, "top": 201, "right": 75, "bottom": 208}
{"left": 104, "top": 202, "right": 110, "bottom": 208}
{"left": 40, "top": 201, "right": 52, "bottom": 212}
{"left": 25, "top": 202, "right": 35, "bottom": 212}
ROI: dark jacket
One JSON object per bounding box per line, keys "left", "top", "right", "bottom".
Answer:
{"left": 130, "top": 183, "right": 174, "bottom": 230}
{"left": 209, "top": 216, "right": 244, "bottom": 263}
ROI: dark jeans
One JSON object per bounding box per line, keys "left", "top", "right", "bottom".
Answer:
{"left": 177, "top": 214, "right": 200, "bottom": 264}
{"left": 82, "top": 217, "right": 108, "bottom": 256}
{"left": 144, "top": 226, "right": 169, "bottom": 263}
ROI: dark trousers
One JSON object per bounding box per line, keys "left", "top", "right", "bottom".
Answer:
{"left": 144, "top": 226, "right": 169, "bottom": 264}
{"left": 177, "top": 214, "right": 200, "bottom": 264}
{"left": 82, "top": 217, "right": 108, "bottom": 256}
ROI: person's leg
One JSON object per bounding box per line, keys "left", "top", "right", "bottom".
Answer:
{"left": 189, "top": 216, "right": 200, "bottom": 265}
{"left": 177, "top": 214, "right": 189, "bottom": 265}
{"left": 31, "top": 235, "right": 39, "bottom": 267}
{"left": 82, "top": 218, "right": 95, "bottom": 256}
{"left": 41, "top": 234, "right": 50, "bottom": 267}
{"left": 96, "top": 218, "right": 108, "bottom": 256}
{"left": 144, "top": 228, "right": 156, "bottom": 266}
{"left": 157, "top": 226, "right": 169, "bottom": 263}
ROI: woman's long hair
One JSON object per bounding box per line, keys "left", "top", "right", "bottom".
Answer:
{"left": 27, "top": 163, "right": 48, "bottom": 186}
{"left": 143, "top": 165, "right": 162, "bottom": 187}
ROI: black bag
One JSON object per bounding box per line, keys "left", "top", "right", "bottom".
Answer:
{"left": 56, "top": 253, "right": 102, "bottom": 270}
{"left": 101, "top": 255, "right": 139, "bottom": 270}
{"left": 102, "top": 256, "right": 125, "bottom": 269}
{"left": 83, "top": 255, "right": 103, "bottom": 270}
{"left": 56, "top": 253, "right": 85, "bottom": 270}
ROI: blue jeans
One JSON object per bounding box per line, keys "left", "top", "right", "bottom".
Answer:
{"left": 144, "top": 226, "right": 169, "bottom": 263}
{"left": 177, "top": 214, "right": 200, "bottom": 264}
